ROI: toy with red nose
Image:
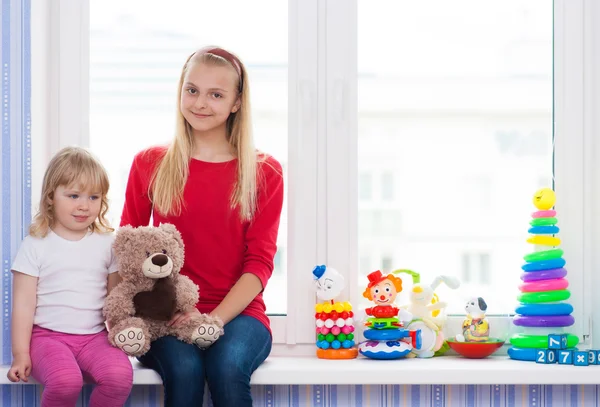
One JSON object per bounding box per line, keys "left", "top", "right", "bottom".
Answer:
{"left": 358, "top": 270, "right": 421, "bottom": 360}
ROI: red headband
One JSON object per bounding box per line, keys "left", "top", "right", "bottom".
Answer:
{"left": 193, "top": 47, "right": 244, "bottom": 91}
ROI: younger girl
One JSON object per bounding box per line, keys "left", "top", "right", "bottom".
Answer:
{"left": 121, "top": 46, "right": 284, "bottom": 406}
{"left": 7, "top": 147, "right": 133, "bottom": 407}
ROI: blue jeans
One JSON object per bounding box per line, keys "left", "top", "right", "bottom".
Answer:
{"left": 138, "top": 315, "right": 272, "bottom": 407}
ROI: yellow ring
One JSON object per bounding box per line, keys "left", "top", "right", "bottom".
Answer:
{"left": 527, "top": 236, "right": 561, "bottom": 246}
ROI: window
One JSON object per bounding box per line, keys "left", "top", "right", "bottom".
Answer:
{"left": 381, "top": 172, "right": 394, "bottom": 201}
{"left": 381, "top": 256, "right": 393, "bottom": 273}
{"left": 358, "top": 0, "right": 555, "bottom": 315}
{"left": 88, "top": 0, "right": 288, "bottom": 315}
{"left": 35, "top": 0, "right": 595, "bottom": 352}
{"left": 461, "top": 252, "right": 492, "bottom": 285}
{"left": 358, "top": 172, "right": 372, "bottom": 201}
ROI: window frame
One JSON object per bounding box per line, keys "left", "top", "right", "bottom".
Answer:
{"left": 32, "top": 0, "right": 598, "bottom": 355}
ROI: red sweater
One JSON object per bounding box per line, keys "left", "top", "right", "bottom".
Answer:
{"left": 120, "top": 146, "right": 284, "bottom": 333}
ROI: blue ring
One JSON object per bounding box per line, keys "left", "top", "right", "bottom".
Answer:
{"left": 515, "top": 303, "right": 573, "bottom": 316}
{"left": 508, "top": 346, "right": 577, "bottom": 361}
{"left": 522, "top": 258, "right": 566, "bottom": 271}
{"left": 528, "top": 226, "right": 560, "bottom": 234}
{"left": 363, "top": 328, "right": 410, "bottom": 341}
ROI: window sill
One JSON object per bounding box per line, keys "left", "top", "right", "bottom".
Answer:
{"left": 253, "top": 355, "right": 600, "bottom": 385}
{"left": 1, "top": 355, "right": 597, "bottom": 385}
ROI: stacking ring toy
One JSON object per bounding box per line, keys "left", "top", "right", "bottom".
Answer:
{"left": 528, "top": 226, "right": 560, "bottom": 234}
{"left": 508, "top": 346, "right": 577, "bottom": 361}
{"left": 523, "top": 249, "right": 563, "bottom": 262}
{"left": 527, "top": 236, "right": 561, "bottom": 246}
{"left": 529, "top": 217, "right": 558, "bottom": 226}
{"left": 358, "top": 340, "right": 412, "bottom": 360}
{"left": 513, "top": 314, "right": 575, "bottom": 327}
{"left": 510, "top": 333, "right": 579, "bottom": 349}
{"left": 518, "top": 289, "right": 570, "bottom": 304}
{"left": 519, "top": 278, "right": 568, "bottom": 292}
{"left": 363, "top": 328, "right": 409, "bottom": 341}
{"left": 522, "top": 258, "right": 566, "bottom": 271}
{"left": 532, "top": 210, "right": 556, "bottom": 218}
{"left": 521, "top": 268, "right": 567, "bottom": 282}
{"left": 515, "top": 303, "right": 573, "bottom": 316}
{"left": 316, "top": 348, "right": 359, "bottom": 359}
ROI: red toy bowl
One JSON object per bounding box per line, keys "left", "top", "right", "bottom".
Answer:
{"left": 446, "top": 338, "right": 505, "bottom": 359}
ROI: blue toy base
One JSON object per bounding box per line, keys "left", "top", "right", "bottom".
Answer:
{"left": 358, "top": 340, "right": 412, "bottom": 360}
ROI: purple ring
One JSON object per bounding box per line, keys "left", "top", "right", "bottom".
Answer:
{"left": 520, "top": 268, "right": 567, "bottom": 282}
{"left": 513, "top": 315, "right": 574, "bottom": 327}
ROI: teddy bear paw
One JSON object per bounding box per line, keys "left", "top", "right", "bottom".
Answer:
{"left": 115, "top": 327, "right": 145, "bottom": 356}
{"left": 191, "top": 324, "right": 222, "bottom": 349}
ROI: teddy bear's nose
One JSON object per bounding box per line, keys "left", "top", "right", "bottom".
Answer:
{"left": 151, "top": 254, "right": 169, "bottom": 267}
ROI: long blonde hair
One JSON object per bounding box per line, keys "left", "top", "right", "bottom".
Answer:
{"left": 151, "top": 47, "right": 259, "bottom": 221}
{"left": 30, "top": 146, "right": 113, "bottom": 237}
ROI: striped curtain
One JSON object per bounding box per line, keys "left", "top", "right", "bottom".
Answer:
{"left": 1, "top": 0, "right": 34, "bottom": 404}
{"left": 249, "top": 384, "right": 598, "bottom": 406}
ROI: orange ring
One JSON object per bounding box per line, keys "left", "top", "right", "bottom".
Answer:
{"left": 316, "top": 348, "right": 358, "bottom": 360}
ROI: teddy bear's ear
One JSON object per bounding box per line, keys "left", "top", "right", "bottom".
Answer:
{"left": 159, "top": 223, "right": 184, "bottom": 249}
{"left": 114, "top": 225, "right": 135, "bottom": 253}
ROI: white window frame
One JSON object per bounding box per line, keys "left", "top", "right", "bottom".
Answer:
{"left": 32, "top": 0, "right": 599, "bottom": 358}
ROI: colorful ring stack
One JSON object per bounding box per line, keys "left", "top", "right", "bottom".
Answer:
{"left": 315, "top": 301, "right": 356, "bottom": 352}
{"left": 509, "top": 189, "right": 578, "bottom": 361}
{"left": 358, "top": 315, "right": 420, "bottom": 360}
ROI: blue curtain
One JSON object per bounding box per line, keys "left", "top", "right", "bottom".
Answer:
{"left": 1, "top": 0, "right": 33, "bottom": 404}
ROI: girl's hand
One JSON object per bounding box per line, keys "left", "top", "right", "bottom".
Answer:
{"left": 168, "top": 308, "right": 201, "bottom": 327}
{"left": 7, "top": 353, "right": 32, "bottom": 383}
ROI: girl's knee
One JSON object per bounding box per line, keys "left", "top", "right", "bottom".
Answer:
{"left": 44, "top": 372, "right": 84, "bottom": 397}
{"left": 96, "top": 362, "right": 134, "bottom": 389}
{"left": 208, "top": 362, "right": 250, "bottom": 388}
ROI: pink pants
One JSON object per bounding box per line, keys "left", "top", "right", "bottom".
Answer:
{"left": 30, "top": 326, "right": 133, "bottom": 407}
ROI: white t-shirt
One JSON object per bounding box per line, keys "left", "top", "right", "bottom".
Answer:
{"left": 11, "top": 230, "right": 118, "bottom": 334}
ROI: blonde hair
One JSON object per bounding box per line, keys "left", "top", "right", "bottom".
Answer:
{"left": 30, "top": 146, "right": 114, "bottom": 237}
{"left": 151, "top": 47, "right": 260, "bottom": 221}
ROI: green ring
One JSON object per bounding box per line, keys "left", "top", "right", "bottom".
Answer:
{"left": 530, "top": 217, "right": 558, "bottom": 226}
{"left": 523, "top": 248, "right": 564, "bottom": 262}
{"left": 510, "top": 334, "right": 579, "bottom": 349}
{"left": 517, "top": 289, "right": 570, "bottom": 304}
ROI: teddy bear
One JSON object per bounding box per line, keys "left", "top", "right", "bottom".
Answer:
{"left": 103, "top": 223, "right": 224, "bottom": 357}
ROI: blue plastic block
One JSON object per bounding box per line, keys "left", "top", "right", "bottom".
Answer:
{"left": 548, "top": 334, "right": 568, "bottom": 350}
{"left": 535, "top": 349, "right": 556, "bottom": 364}
{"left": 574, "top": 351, "right": 589, "bottom": 366}
{"left": 535, "top": 349, "right": 546, "bottom": 363}
{"left": 558, "top": 350, "right": 573, "bottom": 365}
{"left": 588, "top": 350, "right": 598, "bottom": 365}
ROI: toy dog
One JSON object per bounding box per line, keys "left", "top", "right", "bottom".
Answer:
{"left": 456, "top": 297, "right": 490, "bottom": 342}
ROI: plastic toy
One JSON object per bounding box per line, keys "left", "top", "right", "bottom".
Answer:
{"left": 446, "top": 297, "right": 505, "bottom": 359}
{"left": 455, "top": 297, "right": 490, "bottom": 342}
{"left": 358, "top": 270, "right": 421, "bottom": 360}
{"left": 508, "top": 188, "right": 579, "bottom": 362}
{"left": 394, "top": 270, "right": 460, "bottom": 358}
{"left": 447, "top": 339, "right": 504, "bottom": 359}
{"left": 313, "top": 265, "right": 358, "bottom": 359}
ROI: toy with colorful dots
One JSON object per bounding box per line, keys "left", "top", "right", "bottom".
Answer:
{"left": 508, "top": 188, "right": 579, "bottom": 362}
{"left": 313, "top": 265, "right": 358, "bottom": 359}
{"left": 357, "top": 270, "right": 422, "bottom": 360}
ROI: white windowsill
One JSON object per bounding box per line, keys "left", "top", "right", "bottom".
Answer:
{"left": 1, "top": 355, "right": 599, "bottom": 385}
